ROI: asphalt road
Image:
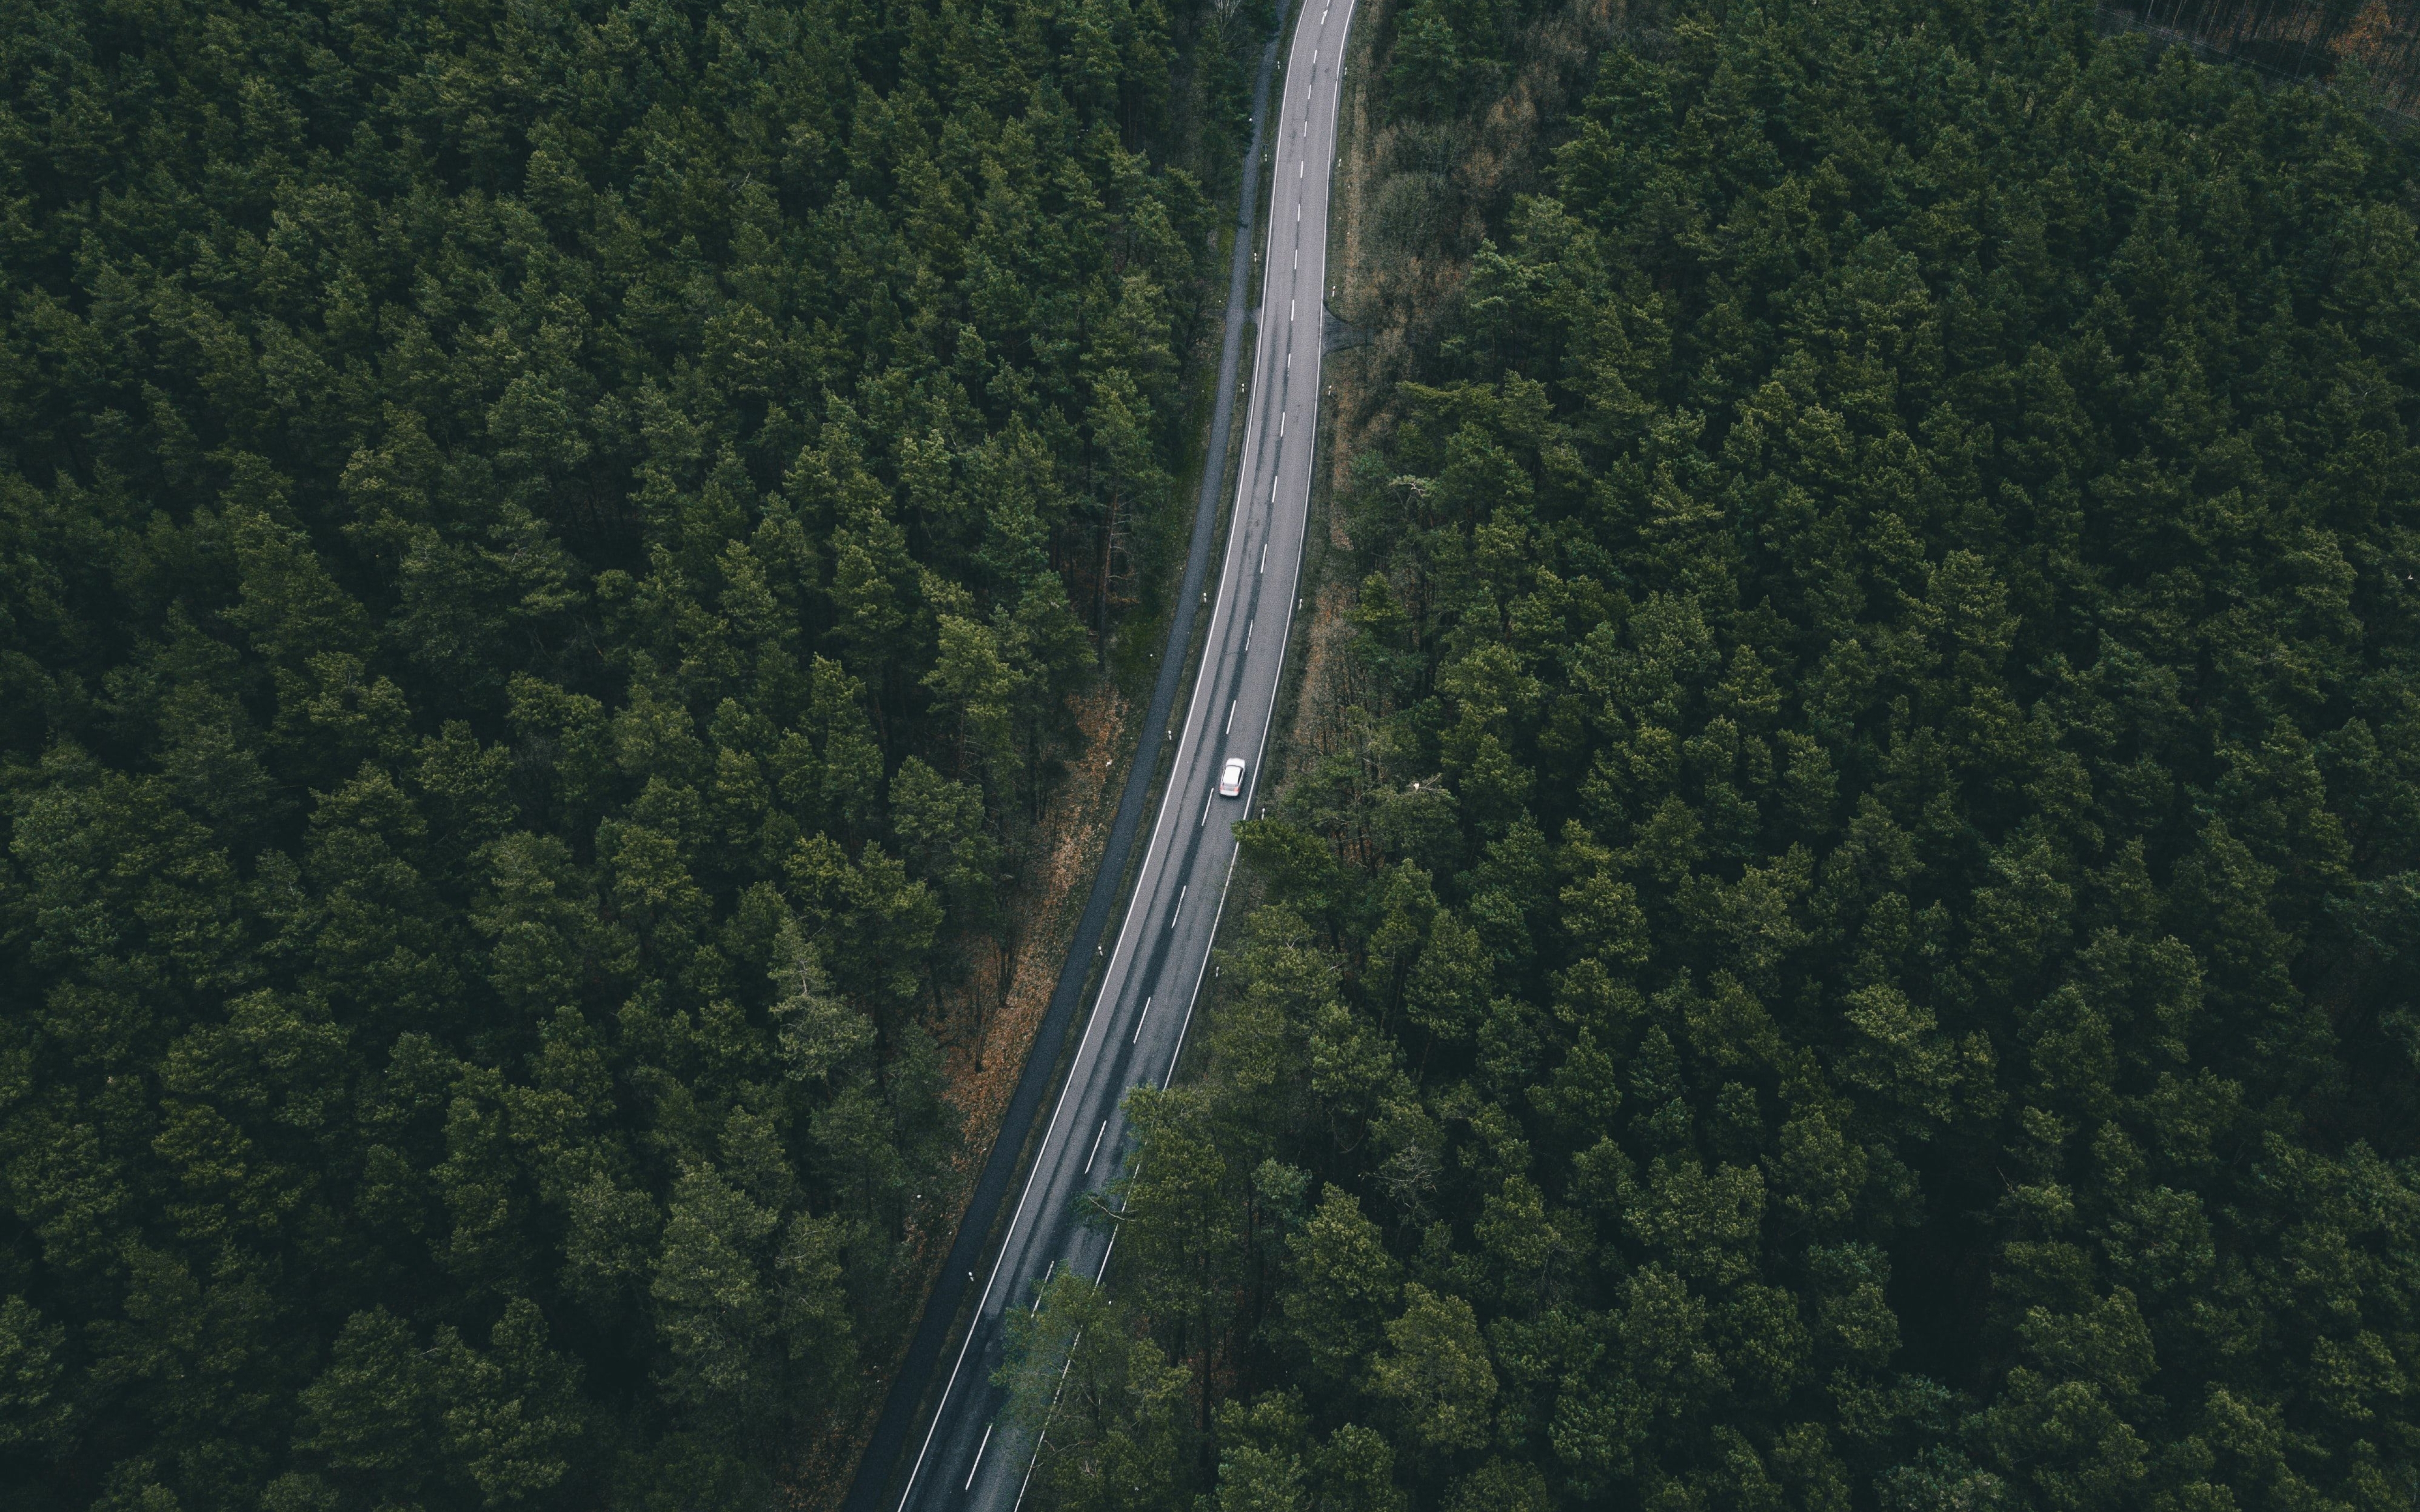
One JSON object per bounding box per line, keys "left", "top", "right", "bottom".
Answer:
{"left": 857, "top": 3, "right": 1357, "bottom": 1506}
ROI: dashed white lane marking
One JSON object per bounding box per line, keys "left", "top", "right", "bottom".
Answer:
{"left": 1170, "top": 885, "right": 1187, "bottom": 928}
{"left": 1226, "top": 700, "right": 1237, "bottom": 733}
{"left": 1084, "top": 1120, "right": 1108, "bottom": 1173}
{"left": 1132, "top": 997, "right": 1152, "bottom": 1043}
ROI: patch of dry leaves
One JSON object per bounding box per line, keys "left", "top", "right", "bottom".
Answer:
{"left": 933, "top": 681, "right": 1134, "bottom": 1170}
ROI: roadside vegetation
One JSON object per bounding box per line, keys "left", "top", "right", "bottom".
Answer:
{"left": 1011, "top": 2, "right": 2420, "bottom": 1509}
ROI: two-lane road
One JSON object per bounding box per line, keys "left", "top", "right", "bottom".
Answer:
{"left": 867, "top": 2, "right": 1357, "bottom": 1505}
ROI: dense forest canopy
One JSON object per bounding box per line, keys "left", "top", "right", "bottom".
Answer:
{"left": 0, "top": 0, "right": 1261, "bottom": 1505}
{"left": 1011, "top": 2, "right": 2420, "bottom": 1510}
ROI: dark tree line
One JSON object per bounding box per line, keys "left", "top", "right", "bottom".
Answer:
{"left": 0, "top": 0, "right": 1271, "bottom": 1507}
{"left": 1005, "top": 3, "right": 2420, "bottom": 1510}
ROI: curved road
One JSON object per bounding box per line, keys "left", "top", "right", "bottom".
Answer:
{"left": 853, "top": 2, "right": 1357, "bottom": 1505}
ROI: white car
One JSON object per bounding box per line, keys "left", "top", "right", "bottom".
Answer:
{"left": 1218, "top": 757, "right": 1248, "bottom": 798}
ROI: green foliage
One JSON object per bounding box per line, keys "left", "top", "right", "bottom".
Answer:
{"left": 1369, "top": 1283, "right": 1498, "bottom": 1456}
{"left": 1383, "top": 0, "right": 1539, "bottom": 121}
{"left": 0, "top": 0, "right": 1254, "bottom": 1504}
{"left": 1037, "top": 3, "right": 2420, "bottom": 1510}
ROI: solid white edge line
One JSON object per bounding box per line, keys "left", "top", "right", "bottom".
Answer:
{"left": 966, "top": 1423, "right": 994, "bottom": 1490}
{"left": 1165, "top": 852, "right": 1236, "bottom": 1090}
{"left": 1009, "top": 1332, "right": 1080, "bottom": 1512}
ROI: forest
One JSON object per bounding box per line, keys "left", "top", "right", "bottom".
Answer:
{"left": 0, "top": 0, "right": 1269, "bottom": 1506}
{"left": 1007, "top": 1, "right": 2420, "bottom": 1510}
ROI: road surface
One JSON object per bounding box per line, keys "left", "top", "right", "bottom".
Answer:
{"left": 852, "top": 2, "right": 1357, "bottom": 1505}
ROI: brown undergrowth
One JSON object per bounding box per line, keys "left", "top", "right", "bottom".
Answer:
{"left": 933, "top": 683, "right": 1135, "bottom": 1163}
